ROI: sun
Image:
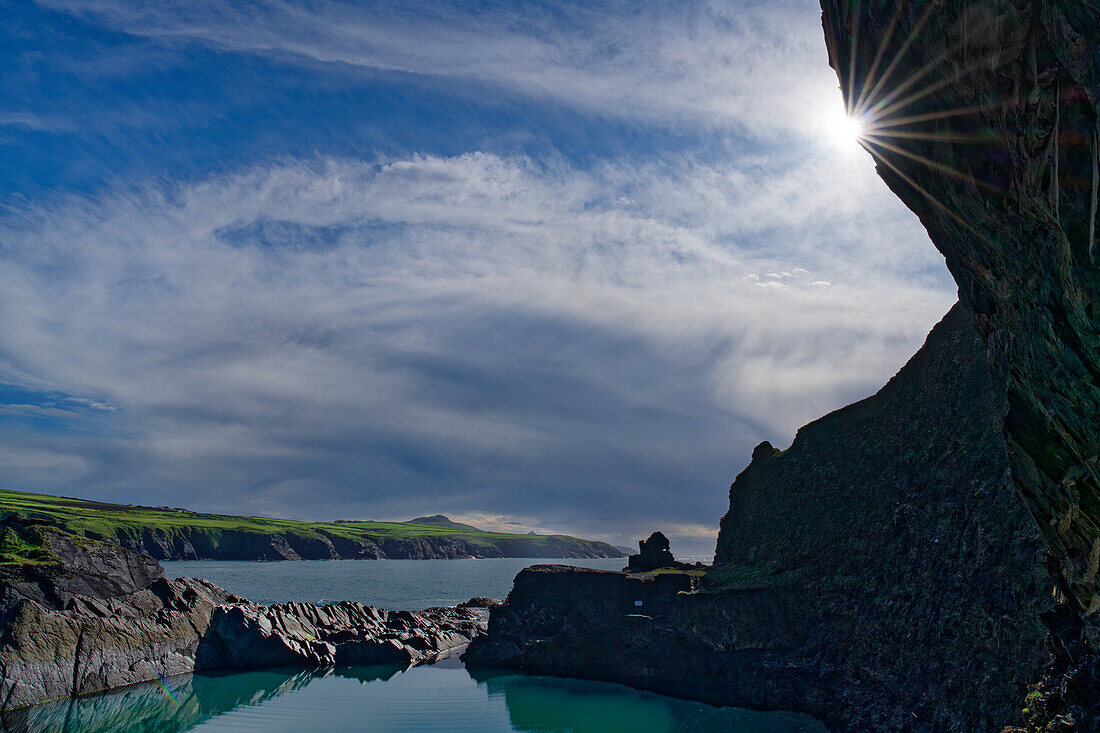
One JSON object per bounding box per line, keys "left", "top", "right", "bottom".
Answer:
{"left": 823, "top": 102, "right": 867, "bottom": 148}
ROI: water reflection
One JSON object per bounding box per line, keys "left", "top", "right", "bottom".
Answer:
{"left": 3, "top": 667, "right": 393, "bottom": 733}
{"left": 471, "top": 670, "right": 827, "bottom": 733}
{"left": 5, "top": 664, "right": 824, "bottom": 733}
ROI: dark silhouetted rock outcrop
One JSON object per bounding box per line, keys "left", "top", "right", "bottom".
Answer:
{"left": 468, "top": 304, "right": 1049, "bottom": 731}
{"left": 625, "top": 531, "right": 685, "bottom": 572}
{"left": 458, "top": 596, "right": 502, "bottom": 609}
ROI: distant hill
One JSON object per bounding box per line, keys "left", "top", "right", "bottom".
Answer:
{"left": 0, "top": 488, "right": 624, "bottom": 561}
{"left": 406, "top": 515, "right": 485, "bottom": 533}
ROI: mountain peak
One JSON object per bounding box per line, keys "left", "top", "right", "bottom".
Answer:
{"left": 407, "top": 515, "right": 484, "bottom": 532}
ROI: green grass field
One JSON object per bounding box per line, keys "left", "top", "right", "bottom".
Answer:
{"left": 0, "top": 523, "right": 54, "bottom": 566}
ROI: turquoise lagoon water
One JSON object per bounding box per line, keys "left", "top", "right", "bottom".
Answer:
{"left": 162, "top": 557, "right": 628, "bottom": 608}
{"left": 9, "top": 560, "right": 826, "bottom": 732}
{"left": 10, "top": 659, "right": 826, "bottom": 732}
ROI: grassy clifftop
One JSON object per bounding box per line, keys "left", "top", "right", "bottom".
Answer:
{"left": 0, "top": 488, "right": 623, "bottom": 561}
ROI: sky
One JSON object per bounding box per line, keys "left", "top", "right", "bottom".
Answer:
{"left": 0, "top": 0, "right": 956, "bottom": 555}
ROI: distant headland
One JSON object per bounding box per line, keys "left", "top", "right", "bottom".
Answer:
{"left": 0, "top": 488, "right": 623, "bottom": 561}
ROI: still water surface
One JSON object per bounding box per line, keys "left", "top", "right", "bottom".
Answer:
{"left": 11, "top": 659, "right": 826, "bottom": 732}
{"left": 13, "top": 560, "right": 825, "bottom": 732}
{"left": 162, "top": 557, "right": 627, "bottom": 608}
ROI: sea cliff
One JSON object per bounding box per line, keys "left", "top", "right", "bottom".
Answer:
{"left": 821, "top": 0, "right": 1100, "bottom": 622}
{"left": 0, "top": 491, "right": 622, "bottom": 561}
{"left": 819, "top": 2, "right": 1100, "bottom": 726}
{"left": 467, "top": 304, "right": 1049, "bottom": 731}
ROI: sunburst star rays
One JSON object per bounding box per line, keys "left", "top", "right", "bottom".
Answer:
{"left": 831, "top": 0, "right": 1016, "bottom": 224}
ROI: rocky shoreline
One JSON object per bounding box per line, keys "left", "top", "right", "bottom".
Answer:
{"left": 0, "top": 521, "right": 486, "bottom": 711}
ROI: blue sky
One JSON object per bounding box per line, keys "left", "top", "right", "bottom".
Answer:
{"left": 0, "top": 0, "right": 955, "bottom": 553}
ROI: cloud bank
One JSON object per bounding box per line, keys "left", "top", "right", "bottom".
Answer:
{"left": 0, "top": 0, "right": 957, "bottom": 553}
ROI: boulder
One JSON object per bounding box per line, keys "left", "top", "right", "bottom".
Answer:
{"left": 458, "top": 596, "right": 502, "bottom": 609}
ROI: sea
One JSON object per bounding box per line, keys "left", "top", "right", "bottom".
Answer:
{"left": 9, "top": 559, "right": 827, "bottom": 732}
{"left": 162, "top": 557, "right": 628, "bottom": 609}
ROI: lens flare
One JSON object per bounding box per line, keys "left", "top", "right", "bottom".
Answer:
{"left": 144, "top": 662, "right": 180, "bottom": 706}
{"left": 824, "top": 103, "right": 866, "bottom": 147}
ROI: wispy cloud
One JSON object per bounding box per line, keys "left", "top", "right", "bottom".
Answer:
{"left": 0, "top": 148, "right": 952, "bottom": 552}
{"left": 0, "top": 112, "right": 74, "bottom": 132}
{"left": 37, "top": 0, "right": 843, "bottom": 138}
{"left": 0, "top": 0, "right": 962, "bottom": 553}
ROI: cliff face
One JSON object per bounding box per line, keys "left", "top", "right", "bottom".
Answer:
{"left": 1, "top": 576, "right": 242, "bottom": 710}
{"left": 109, "top": 527, "right": 621, "bottom": 561}
{"left": 466, "top": 564, "right": 833, "bottom": 722}
{"left": 470, "top": 305, "right": 1050, "bottom": 731}
{"left": 0, "top": 517, "right": 164, "bottom": 610}
{"left": 718, "top": 304, "right": 1016, "bottom": 567}
{"left": 819, "top": 0, "right": 1100, "bottom": 614}
{"left": 713, "top": 303, "right": 1048, "bottom": 728}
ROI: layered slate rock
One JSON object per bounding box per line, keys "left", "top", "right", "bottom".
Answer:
{"left": 819, "top": 0, "right": 1100, "bottom": 617}
{"left": 197, "top": 602, "right": 482, "bottom": 670}
{"left": 0, "top": 577, "right": 242, "bottom": 710}
{"left": 469, "top": 305, "right": 1049, "bottom": 731}
{"left": 0, "top": 518, "right": 238, "bottom": 708}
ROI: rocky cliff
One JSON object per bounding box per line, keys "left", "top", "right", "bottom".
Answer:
{"left": 111, "top": 527, "right": 621, "bottom": 562}
{"left": 469, "top": 304, "right": 1049, "bottom": 731}
{"left": 716, "top": 302, "right": 1049, "bottom": 729}
{"left": 819, "top": 0, "right": 1100, "bottom": 619}
{"left": 0, "top": 516, "right": 164, "bottom": 610}
{"left": 819, "top": 4, "right": 1100, "bottom": 726}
